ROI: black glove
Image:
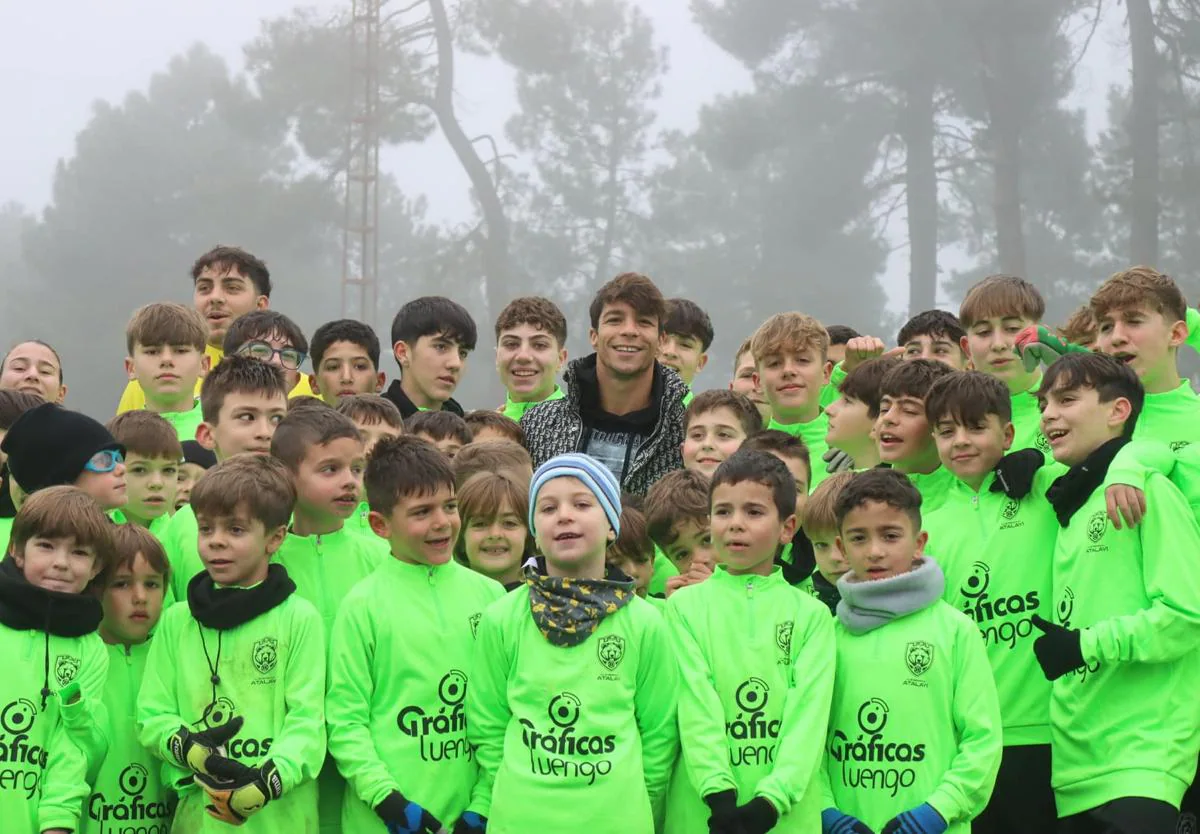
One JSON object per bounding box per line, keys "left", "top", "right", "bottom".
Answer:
{"left": 452, "top": 812, "right": 487, "bottom": 833}
{"left": 167, "top": 716, "right": 244, "bottom": 777}
{"left": 824, "top": 447, "right": 855, "bottom": 474}
{"left": 733, "top": 797, "right": 778, "bottom": 834}
{"left": 195, "top": 757, "right": 283, "bottom": 825}
{"left": 705, "top": 789, "right": 741, "bottom": 833}
{"left": 822, "top": 808, "right": 875, "bottom": 834}
{"left": 1031, "top": 614, "right": 1085, "bottom": 680}
{"left": 990, "top": 448, "right": 1045, "bottom": 500}
{"left": 375, "top": 790, "right": 448, "bottom": 834}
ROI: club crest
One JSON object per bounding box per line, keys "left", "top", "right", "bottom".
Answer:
{"left": 905, "top": 641, "right": 934, "bottom": 677}
{"left": 252, "top": 637, "right": 278, "bottom": 676}
{"left": 597, "top": 635, "right": 625, "bottom": 671}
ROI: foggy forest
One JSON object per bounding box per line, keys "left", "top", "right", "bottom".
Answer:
{"left": 2, "top": 0, "right": 1198, "bottom": 415}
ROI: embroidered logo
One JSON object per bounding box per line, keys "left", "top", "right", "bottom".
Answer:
{"left": 1002, "top": 499, "right": 1019, "bottom": 520}
{"left": 54, "top": 655, "right": 80, "bottom": 688}
{"left": 775, "top": 620, "right": 794, "bottom": 657}
{"left": 597, "top": 635, "right": 625, "bottom": 671}
{"left": 905, "top": 641, "right": 934, "bottom": 677}
{"left": 469, "top": 613, "right": 482, "bottom": 638}
{"left": 1087, "top": 510, "right": 1106, "bottom": 544}
{"left": 252, "top": 638, "right": 278, "bottom": 676}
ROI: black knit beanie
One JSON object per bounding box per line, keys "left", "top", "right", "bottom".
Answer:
{"left": 181, "top": 440, "right": 217, "bottom": 470}
{"left": 0, "top": 403, "right": 125, "bottom": 493}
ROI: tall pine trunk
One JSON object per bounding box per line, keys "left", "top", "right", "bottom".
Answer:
{"left": 1127, "top": 0, "right": 1159, "bottom": 266}
{"left": 903, "top": 68, "right": 938, "bottom": 314}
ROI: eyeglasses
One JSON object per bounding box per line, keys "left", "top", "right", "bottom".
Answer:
{"left": 84, "top": 449, "right": 124, "bottom": 473}
{"left": 237, "top": 341, "right": 306, "bottom": 371}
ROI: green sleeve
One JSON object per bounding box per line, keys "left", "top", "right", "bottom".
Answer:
{"left": 465, "top": 605, "right": 512, "bottom": 817}
{"left": 1187, "top": 307, "right": 1200, "bottom": 354}
{"left": 926, "top": 621, "right": 1002, "bottom": 824}
{"left": 326, "top": 602, "right": 401, "bottom": 808}
{"left": 1081, "top": 475, "right": 1200, "bottom": 666}
{"left": 266, "top": 605, "right": 327, "bottom": 792}
{"left": 829, "top": 362, "right": 847, "bottom": 389}
{"left": 666, "top": 599, "right": 736, "bottom": 798}
{"left": 1103, "top": 440, "right": 1175, "bottom": 492}
{"left": 136, "top": 610, "right": 191, "bottom": 788}
{"left": 634, "top": 605, "right": 680, "bottom": 809}
{"left": 648, "top": 548, "right": 678, "bottom": 596}
{"left": 38, "top": 705, "right": 91, "bottom": 830}
{"left": 58, "top": 637, "right": 110, "bottom": 783}
{"left": 755, "top": 610, "right": 836, "bottom": 815}
{"left": 818, "top": 756, "right": 837, "bottom": 809}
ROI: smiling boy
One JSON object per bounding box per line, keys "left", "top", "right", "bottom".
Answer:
{"left": 824, "top": 355, "right": 901, "bottom": 472}
{"left": 660, "top": 298, "right": 713, "bottom": 401}
{"left": 383, "top": 297, "right": 477, "bottom": 418}
{"left": 494, "top": 297, "right": 567, "bottom": 421}
{"left": 681, "top": 389, "right": 762, "bottom": 476}
{"left": 875, "top": 360, "right": 957, "bottom": 514}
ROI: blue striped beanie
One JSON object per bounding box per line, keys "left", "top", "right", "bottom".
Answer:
{"left": 529, "top": 453, "right": 622, "bottom": 536}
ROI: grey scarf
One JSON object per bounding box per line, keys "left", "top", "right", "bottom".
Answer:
{"left": 836, "top": 558, "right": 945, "bottom": 634}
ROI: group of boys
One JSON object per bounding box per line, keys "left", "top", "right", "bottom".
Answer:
{"left": 0, "top": 243, "right": 1197, "bottom": 834}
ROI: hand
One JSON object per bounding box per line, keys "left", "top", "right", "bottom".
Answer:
{"left": 665, "top": 562, "right": 714, "bottom": 598}
{"left": 824, "top": 447, "right": 855, "bottom": 474}
{"left": 990, "top": 448, "right": 1044, "bottom": 500}
{"left": 704, "top": 790, "right": 739, "bottom": 834}
{"left": 1014, "top": 325, "right": 1089, "bottom": 372}
{"left": 841, "top": 337, "right": 887, "bottom": 374}
{"left": 375, "top": 790, "right": 448, "bottom": 834}
{"left": 822, "top": 807, "right": 876, "bottom": 834}
{"left": 1030, "top": 615, "right": 1085, "bottom": 681}
{"left": 881, "top": 804, "right": 947, "bottom": 834}
{"left": 733, "top": 797, "right": 779, "bottom": 834}
{"left": 1104, "top": 484, "right": 1146, "bottom": 529}
{"left": 167, "top": 716, "right": 244, "bottom": 777}
{"left": 452, "top": 812, "right": 487, "bottom": 833}
{"left": 195, "top": 757, "right": 283, "bottom": 826}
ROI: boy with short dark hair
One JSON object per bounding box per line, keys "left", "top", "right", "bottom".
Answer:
{"left": 825, "top": 325, "right": 861, "bottom": 368}
{"left": 1033, "top": 352, "right": 1200, "bottom": 831}
{"left": 307, "top": 319, "right": 385, "bottom": 406}
{"left": 336, "top": 393, "right": 403, "bottom": 454}
{"left": 682, "top": 389, "right": 761, "bottom": 477}
{"left": 730, "top": 338, "right": 770, "bottom": 423}
{"left": 224, "top": 310, "right": 311, "bottom": 397}
{"left": 741, "top": 430, "right": 817, "bottom": 591}
{"left": 646, "top": 468, "right": 715, "bottom": 596}
{"left": 607, "top": 504, "right": 655, "bottom": 600}
{"left": 750, "top": 312, "right": 832, "bottom": 488}
{"left": 875, "top": 359, "right": 957, "bottom": 512}
{"left": 494, "top": 296, "right": 567, "bottom": 421}
{"left": 660, "top": 298, "right": 714, "bottom": 399}
{"left": 666, "top": 450, "right": 835, "bottom": 834}
{"left": 463, "top": 409, "right": 525, "bottom": 446}
{"left": 327, "top": 436, "right": 504, "bottom": 833}
{"left": 958, "top": 274, "right": 1052, "bottom": 455}
{"left": 799, "top": 471, "right": 855, "bottom": 614}
{"left": 825, "top": 355, "right": 902, "bottom": 472}
{"left": 124, "top": 302, "right": 211, "bottom": 441}
{"left": 106, "top": 410, "right": 182, "bottom": 536}
{"left": 384, "top": 296, "right": 477, "bottom": 417}
{"left": 898, "top": 310, "right": 969, "bottom": 369}
{"left": 1058, "top": 306, "right": 1098, "bottom": 351}
{"left": 406, "top": 410, "right": 473, "bottom": 459}
{"left": 137, "top": 455, "right": 326, "bottom": 833}
{"left": 821, "top": 469, "right": 1002, "bottom": 834}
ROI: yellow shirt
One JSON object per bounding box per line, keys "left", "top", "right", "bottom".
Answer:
{"left": 116, "top": 344, "right": 314, "bottom": 414}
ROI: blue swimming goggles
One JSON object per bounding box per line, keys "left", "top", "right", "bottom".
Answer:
{"left": 84, "top": 449, "right": 124, "bottom": 473}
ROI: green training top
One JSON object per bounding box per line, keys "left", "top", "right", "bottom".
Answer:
{"left": 0, "top": 621, "right": 109, "bottom": 834}
{"left": 349, "top": 500, "right": 374, "bottom": 538}
{"left": 275, "top": 527, "right": 385, "bottom": 646}
{"left": 649, "top": 546, "right": 679, "bottom": 596}
{"left": 767, "top": 413, "right": 830, "bottom": 490}
{"left": 137, "top": 592, "right": 327, "bottom": 834}
{"left": 820, "top": 598, "right": 1001, "bottom": 832}
{"left": 326, "top": 558, "right": 505, "bottom": 832}
{"left": 664, "top": 567, "right": 834, "bottom": 834}
{"left": 1048, "top": 470, "right": 1200, "bottom": 815}
{"left": 466, "top": 588, "right": 680, "bottom": 834}
{"left": 1010, "top": 378, "right": 1053, "bottom": 457}
{"left": 902, "top": 466, "right": 956, "bottom": 518}
{"left": 81, "top": 641, "right": 172, "bottom": 834}
{"left": 157, "top": 399, "right": 204, "bottom": 444}
{"left": 162, "top": 504, "right": 203, "bottom": 603}
{"left": 501, "top": 387, "right": 565, "bottom": 423}
{"left": 1133, "top": 381, "right": 1200, "bottom": 450}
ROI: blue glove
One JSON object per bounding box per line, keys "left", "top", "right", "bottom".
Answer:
{"left": 881, "top": 804, "right": 947, "bottom": 834}
{"left": 375, "top": 790, "right": 447, "bottom": 834}
{"left": 822, "top": 807, "right": 875, "bottom": 834}
{"left": 452, "top": 812, "right": 487, "bottom": 833}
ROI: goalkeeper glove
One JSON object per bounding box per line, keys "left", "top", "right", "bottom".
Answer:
{"left": 1015, "top": 325, "right": 1089, "bottom": 372}
{"left": 195, "top": 757, "right": 282, "bottom": 826}
{"left": 167, "top": 716, "right": 243, "bottom": 777}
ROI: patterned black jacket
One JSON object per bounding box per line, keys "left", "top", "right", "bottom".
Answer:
{"left": 521, "top": 355, "right": 687, "bottom": 497}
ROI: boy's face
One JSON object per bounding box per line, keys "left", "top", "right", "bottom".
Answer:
{"left": 610, "top": 553, "right": 652, "bottom": 595}
{"left": 0, "top": 341, "right": 67, "bottom": 403}
{"left": 461, "top": 503, "right": 526, "bottom": 580}
{"left": 175, "top": 462, "right": 207, "bottom": 510}
{"left": 126, "top": 343, "right": 209, "bottom": 407}
{"left": 682, "top": 406, "right": 748, "bottom": 476}
{"left": 496, "top": 323, "right": 565, "bottom": 403}
{"left": 1094, "top": 304, "right": 1187, "bottom": 394}
{"left": 123, "top": 454, "right": 180, "bottom": 523}
{"left": 415, "top": 432, "right": 464, "bottom": 460}
{"left": 369, "top": 484, "right": 460, "bottom": 566}
{"left": 933, "top": 414, "right": 1013, "bottom": 487}
{"left": 711, "top": 479, "right": 795, "bottom": 576}
{"left": 311, "top": 340, "right": 384, "bottom": 405}
{"left": 14, "top": 535, "right": 102, "bottom": 594}
{"left": 837, "top": 500, "right": 927, "bottom": 582}
{"left": 754, "top": 347, "right": 831, "bottom": 420}
{"left": 1039, "top": 383, "right": 1131, "bottom": 466}
{"left": 962, "top": 315, "right": 1038, "bottom": 391}
{"left": 196, "top": 391, "right": 288, "bottom": 460}
{"left": 659, "top": 332, "right": 708, "bottom": 386}
{"left": 193, "top": 266, "right": 268, "bottom": 348}
{"left": 75, "top": 452, "right": 127, "bottom": 511}
{"left": 354, "top": 419, "right": 402, "bottom": 457}
{"left": 808, "top": 530, "right": 849, "bottom": 584}
{"left": 100, "top": 552, "right": 165, "bottom": 645}
{"left": 196, "top": 508, "right": 286, "bottom": 587}
{"left": 396, "top": 332, "right": 469, "bottom": 410}
{"left": 663, "top": 517, "right": 716, "bottom": 574}
{"left": 730, "top": 350, "right": 769, "bottom": 420}
{"left": 237, "top": 332, "right": 303, "bottom": 393}
{"left": 827, "top": 342, "right": 848, "bottom": 367}
{"left": 590, "top": 301, "right": 661, "bottom": 380}
{"left": 532, "top": 476, "right": 613, "bottom": 575}
{"left": 294, "top": 437, "right": 366, "bottom": 524}
{"left": 875, "top": 393, "right": 939, "bottom": 473}
{"left": 903, "top": 333, "right": 968, "bottom": 370}
{"left": 768, "top": 451, "right": 810, "bottom": 516}
{"left": 825, "top": 394, "right": 874, "bottom": 452}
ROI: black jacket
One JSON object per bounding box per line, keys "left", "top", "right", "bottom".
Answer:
{"left": 382, "top": 380, "right": 465, "bottom": 420}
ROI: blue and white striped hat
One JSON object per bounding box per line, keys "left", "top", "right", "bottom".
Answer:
{"left": 529, "top": 453, "right": 622, "bottom": 536}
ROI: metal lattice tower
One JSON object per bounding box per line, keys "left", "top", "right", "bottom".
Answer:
{"left": 341, "top": 0, "right": 382, "bottom": 321}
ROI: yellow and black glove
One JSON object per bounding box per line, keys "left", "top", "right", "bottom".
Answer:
{"left": 195, "top": 757, "right": 283, "bottom": 826}
{"left": 167, "top": 717, "right": 244, "bottom": 777}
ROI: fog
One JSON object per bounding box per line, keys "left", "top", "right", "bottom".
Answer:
{"left": 0, "top": 0, "right": 1193, "bottom": 416}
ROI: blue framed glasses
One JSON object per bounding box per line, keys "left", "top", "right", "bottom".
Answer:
{"left": 84, "top": 449, "right": 124, "bottom": 473}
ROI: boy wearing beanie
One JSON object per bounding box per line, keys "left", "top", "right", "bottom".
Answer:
{"left": 466, "top": 453, "right": 679, "bottom": 833}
